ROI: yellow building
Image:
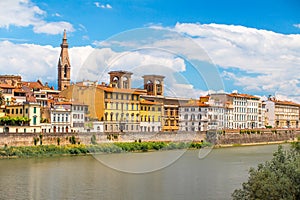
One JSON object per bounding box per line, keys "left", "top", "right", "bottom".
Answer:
{"left": 102, "top": 87, "right": 146, "bottom": 132}
{"left": 139, "top": 99, "right": 163, "bottom": 132}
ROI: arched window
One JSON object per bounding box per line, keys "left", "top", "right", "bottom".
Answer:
{"left": 116, "top": 113, "right": 119, "bottom": 121}
{"left": 112, "top": 77, "right": 119, "bottom": 88}
{"left": 123, "top": 76, "right": 129, "bottom": 89}
{"left": 198, "top": 114, "right": 202, "bottom": 120}
{"left": 146, "top": 80, "right": 153, "bottom": 92}
{"left": 110, "top": 112, "right": 113, "bottom": 121}
{"left": 64, "top": 65, "right": 68, "bottom": 78}
{"left": 191, "top": 114, "right": 195, "bottom": 121}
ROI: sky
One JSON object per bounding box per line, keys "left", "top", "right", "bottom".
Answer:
{"left": 0, "top": 0, "right": 300, "bottom": 102}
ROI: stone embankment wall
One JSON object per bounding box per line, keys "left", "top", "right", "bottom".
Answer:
{"left": 0, "top": 129, "right": 299, "bottom": 147}
{"left": 216, "top": 129, "right": 300, "bottom": 145}
{"left": 0, "top": 132, "right": 206, "bottom": 147}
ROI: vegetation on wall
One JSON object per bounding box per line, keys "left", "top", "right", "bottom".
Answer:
{"left": 0, "top": 141, "right": 212, "bottom": 158}
{"left": 0, "top": 116, "right": 31, "bottom": 126}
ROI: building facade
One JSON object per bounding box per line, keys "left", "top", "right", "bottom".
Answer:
{"left": 265, "top": 98, "right": 300, "bottom": 128}
{"left": 179, "top": 100, "right": 209, "bottom": 132}
{"left": 139, "top": 99, "right": 163, "bottom": 132}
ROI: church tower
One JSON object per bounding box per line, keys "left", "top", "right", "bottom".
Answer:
{"left": 143, "top": 75, "right": 165, "bottom": 96}
{"left": 58, "top": 30, "right": 71, "bottom": 91}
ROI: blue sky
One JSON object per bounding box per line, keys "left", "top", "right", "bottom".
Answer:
{"left": 0, "top": 0, "right": 300, "bottom": 101}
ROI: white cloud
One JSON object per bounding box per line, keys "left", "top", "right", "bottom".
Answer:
{"left": 168, "top": 23, "right": 300, "bottom": 101}
{"left": 0, "top": 40, "right": 94, "bottom": 87}
{"left": 33, "top": 22, "right": 74, "bottom": 35}
{"left": 0, "top": 0, "right": 44, "bottom": 28}
{"left": 106, "top": 4, "right": 112, "bottom": 9}
{"left": 52, "top": 13, "right": 61, "bottom": 17}
{"left": 0, "top": 0, "right": 74, "bottom": 35}
{"left": 293, "top": 24, "right": 300, "bottom": 29}
{"left": 1, "top": 22, "right": 300, "bottom": 102}
{"left": 94, "top": 2, "right": 112, "bottom": 9}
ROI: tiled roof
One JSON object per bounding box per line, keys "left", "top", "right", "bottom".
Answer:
{"left": 272, "top": 100, "right": 300, "bottom": 107}
{"left": 55, "top": 101, "right": 86, "bottom": 106}
{"left": 98, "top": 85, "right": 147, "bottom": 95}
{"left": 22, "top": 81, "right": 43, "bottom": 89}
{"left": 228, "top": 93, "right": 260, "bottom": 100}
{"left": 181, "top": 100, "right": 209, "bottom": 107}
{"left": 0, "top": 83, "right": 15, "bottom": 89}
{"left": 14, "top": 88, "right": 26, "bottom": 93}
{"left": 140, "top": 99, "right": 162, "bottom": 105}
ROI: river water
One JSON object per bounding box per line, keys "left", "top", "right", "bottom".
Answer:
{"left": 0, "top": 144, "right": 283, "bottom": 200}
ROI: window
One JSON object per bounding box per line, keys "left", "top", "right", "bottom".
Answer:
{"left": 6, "top": 109, "right": 10, "bottom": 114}
{"left": 66, "top": 114, "right": 68, "bottom": 122}
{"left": 16, "top": 109, "right": 18, "bottom": 114}
{"left": 11, "top": 109, "right": 14, "bottom": 114}
{"left": 33, "top": 116, "right": 37, "bottom": 125}
{"left": 33, "top": 107, "right": 37, "bottom": 114}
{"left": 20, "top": 109, "right": 22, "bottom": 114}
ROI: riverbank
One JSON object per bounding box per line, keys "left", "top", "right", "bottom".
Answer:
{"left": 0, "top": 141, "right": 212, "bottom": 159}
{"left": 214, "top": 139, "right": 297, "bottom": 148}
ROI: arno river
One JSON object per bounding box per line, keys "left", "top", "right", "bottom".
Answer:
{"left": 0, "top": 144, "right": 284, "bottom": 200}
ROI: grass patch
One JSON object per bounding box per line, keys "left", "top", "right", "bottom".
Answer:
{"left": 0, "top": 141, "right": 212, "bottom": 158}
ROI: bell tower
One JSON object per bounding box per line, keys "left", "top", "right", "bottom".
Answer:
{"left": 58, "top": 30, "right": 71, "bottom": 91}
{"left": 143, "top": 75, "right": 165, "bottom": 96}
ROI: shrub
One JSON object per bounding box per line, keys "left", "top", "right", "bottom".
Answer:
{"left": 69, "top": 136, "right": 76, "bottom": 144}
{"left": 91, "top": 134, "right": 97, "bottom": 145}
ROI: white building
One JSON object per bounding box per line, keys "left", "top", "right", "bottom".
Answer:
{"left": 51, "top": 102, "right": 71, "bottom": 133}
{"left": 179, "top": 100, "right": 209, "bottom": 132}
{"left": 210, "top": 92, "right": 263, "bottom": 129}
{"left": 85, "top": 121, "right": 104, "bottom": 133}
{"left": 71, "top": 102, "right": 89, "bottom": 132}
{"left": 51, "top": 102, "right": 89, "bottom": 133}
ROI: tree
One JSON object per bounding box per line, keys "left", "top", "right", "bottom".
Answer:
{"left": 0, "top": 91, "right": 4, "bottom": 106}
{"left": 91, "top": 134, "right": 97, "bottom": 145}
{"left": 232, "top": 141, "right": 300, "bottom": 200}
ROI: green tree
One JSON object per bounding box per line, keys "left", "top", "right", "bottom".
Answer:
{"left": 232, "top": 142, "right": 300, "bottom": 200}
{"left": 0, "top": 91, "right": 4, "bottom": 106}
{"left": 91, "top": 134, "right": 97, "bottom": 145}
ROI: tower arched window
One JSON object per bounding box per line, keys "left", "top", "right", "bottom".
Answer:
{"left": 146, "top": 80, "right": 153, "bottom": 93}
{"left": 112, "top": 77, "right": 119, "bottom": 88}
{"left": 123, "top": 76, "right": 129, "bottom": 89}
{"left": 64, "top": 65, "right": 68, "bottom": 78}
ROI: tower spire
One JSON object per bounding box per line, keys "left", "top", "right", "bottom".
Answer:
{"left": 57, "top": 30, "right": 71, "bottom": 91}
